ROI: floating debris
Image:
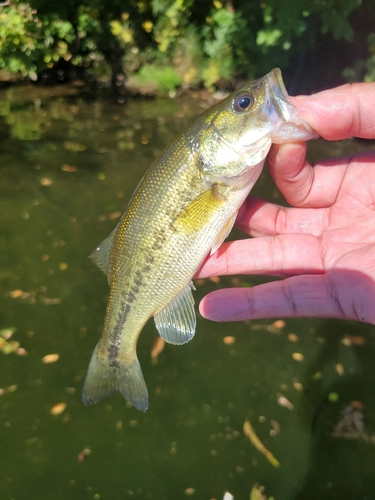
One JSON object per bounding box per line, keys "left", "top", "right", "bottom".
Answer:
{"left": 40, "top": 177, "right": 53, "bottom": 186}
{"left": 230, "top": 277, "right": 252, "bottom": 287}
{"left": 0, "top": 384, "right": 18, "bottom": 396}
{"left": 288, "top": 333, "right": 298, "bottom": 342}
{"left": 328, "top": 392, "right": 339, "bottom": 402}
{"left": 40, "top": 297, "right": 61, "bottom": 305}
{"left": 292, "top": 352, "right": 304, "bottom": 361}
{"left": 293, "top": 382, "right": 303, "bottom": 392}
{"left": 61, "top": 164, "right": 77, "bottom": 172}
{"left": 51, "top": 239, "right": 66, "bottom": 247}
{"left": 63, "top": 141, "right": 86, "bottom": 152}
{"left": 59, "top": 263, "right": 68, "bottom": 271}
{"left": 270, "top": 420, "right": 280, "bottom": 437}
{"left": 250, "top": 484, "right": 269, "bottom": 500}
{"left": 223, "top": 336, "right": 236, "bottom": 345}
{"left": 184, "top": 488, "right": 195, "bottom": 495}
{"left": 42, "top": 353, "right": 60, "bottom": 364}
{"left": 50, "top": 402, "right": 67, "bottom": 415}
{"left": 193, "top": 279, "right": 206, "bottom": 286}
{"left": 0, "top": 328, "right": 15, "bottom": 340}
{"left": 109, "top": 211, "right": 122, "bottom": 220}
{"left": 243, "top": 419, "right": 280, "bottom": 468}
{"left": 77, "top": 447, "right": 92, "bottom": 461}
{"left": 335, "top": 363, "right": 344, "bottom": 375}
{"left": 344, "top": 335, "right": 366, "bottom": 346}
{"left": 223, "top": 492, "right": 234, "bottom": 500}
{"left": 249, "top": 321, "right": 284, "bottom": 334}
{"left": 0, "top": 328, "right": 25, "bottom": 355}
{"left": 277, "top": 395, "right": 294, "bottom": 411}
{"left": 151, "top": 337, "right": 165, "bottom": 364}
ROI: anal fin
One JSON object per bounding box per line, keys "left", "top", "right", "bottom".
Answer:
{"left": 154, "top": 282, "right": 196, "bottom": 345}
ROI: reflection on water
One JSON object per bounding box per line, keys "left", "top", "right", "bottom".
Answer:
{"left": 1, "top": 84, "right": 375, "bottom": 500}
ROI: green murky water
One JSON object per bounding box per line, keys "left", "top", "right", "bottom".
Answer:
{"left": 1, "top": 84, "right": 375, "bottom": 500}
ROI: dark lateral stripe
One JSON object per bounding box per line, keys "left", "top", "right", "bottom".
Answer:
{"left": 109, "top": 302, "right": 131, "bottom": 363}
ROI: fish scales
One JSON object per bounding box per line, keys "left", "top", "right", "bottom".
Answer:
{"left": 83, "top": 69, "right": 317, "bottom": 411}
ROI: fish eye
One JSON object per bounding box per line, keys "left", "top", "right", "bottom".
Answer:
{"left": 232, "top": 92, "right": 255, "bottom": 112}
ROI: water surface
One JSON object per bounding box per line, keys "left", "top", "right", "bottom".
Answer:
{"left": 1, "top": 84, "right": 375, "bottom": 500}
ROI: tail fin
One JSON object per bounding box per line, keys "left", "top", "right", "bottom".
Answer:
{"left": 82, "top": 344, "right": 149, "bottom": 411}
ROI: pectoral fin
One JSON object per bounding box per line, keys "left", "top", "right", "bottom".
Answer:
{"left": 174, "top": 184, "right": 225, "bottom": 233}
{"left": 210, "top": 213, "right": 236, "bottom": 254}
{"left": 154, "top": 282, "right": 196, "bottom": 345}
{"left": 89, "top": 227, "right": 116, "bottom": 279}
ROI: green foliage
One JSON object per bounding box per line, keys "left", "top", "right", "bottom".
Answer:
{"left": 131, "top": 64, "right": 182, "bottom": 93}
{"left": 343, "top": 32, "right": 375, "bottom": 83}
{"left": 201, "top": 6, "right": 244, "bottom": 87}
{"left": 0, "top": 0, "right": 367, "bottom": 89}
{"left": 0, "top": 2, "right": 103, "bottom": 80}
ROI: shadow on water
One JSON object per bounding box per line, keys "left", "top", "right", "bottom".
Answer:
{"left": 294, "top": 318, "right": 375, "bottom": 500}
{"left": 1, "top": 84, "right": 375, "bottom": 500}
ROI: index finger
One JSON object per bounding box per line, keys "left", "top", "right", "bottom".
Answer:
{"left": 291, "top": 82, "right": 375, "bottom": 140}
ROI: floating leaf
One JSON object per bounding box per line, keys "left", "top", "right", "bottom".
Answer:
{"left": 223, "top": 336, "right": 236, "bottom": 345}
{"left": 63, "top": 141, "right": 86, "bottom": 152}
{"left": 42, "top": 354, "right": 60, "bottom": 364}
{"left": 40, "top": 177, "right": 53, "bottom": 186}
{"left": 0, "top": 328, "right": 16, "bottom": 339}
{"left": 292, "top": 352, "right": 304, "bottom": 361}
{"left": 151, "top": 337, "right": 165, "bottom": 364}
{"left": 61, "top": 164, "right": 77, "bottom": 172}
{"left": 50, "top": 402, "right": 67, "bottom": 415}
{"left": 243, "top": 419, "right": 280, "bottom": 468}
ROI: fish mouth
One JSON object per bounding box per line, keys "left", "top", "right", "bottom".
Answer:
{"left": 265, "top": 68, "right": 318, "bottom": 143}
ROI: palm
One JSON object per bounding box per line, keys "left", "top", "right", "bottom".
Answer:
{"left": 321, "top": 159, "right": 375, "bottom": 274}
{"left": 198, "top": 147, "right": 375, "bottom": 324}
{"left": 198, "top": 83, "right": 375, "bottom": 324}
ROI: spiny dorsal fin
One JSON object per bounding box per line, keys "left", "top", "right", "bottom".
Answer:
{"left": 154, "top": 282, "right": 196, "bottom": 345}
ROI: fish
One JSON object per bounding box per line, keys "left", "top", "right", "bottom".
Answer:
{"left": 82, "top": 68, "right": 317, "bottom": 411}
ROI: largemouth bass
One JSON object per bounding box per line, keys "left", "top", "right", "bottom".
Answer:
{"left": 83, "top": 68, "right": 316, "bottom": 411}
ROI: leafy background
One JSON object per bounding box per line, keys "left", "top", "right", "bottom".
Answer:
{"left": 0, "top": 0, "right": 374, "bottom": 93}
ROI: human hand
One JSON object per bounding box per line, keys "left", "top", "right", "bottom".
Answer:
{"left": 198, "top": 82, "right": 375, "bottom": 324}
